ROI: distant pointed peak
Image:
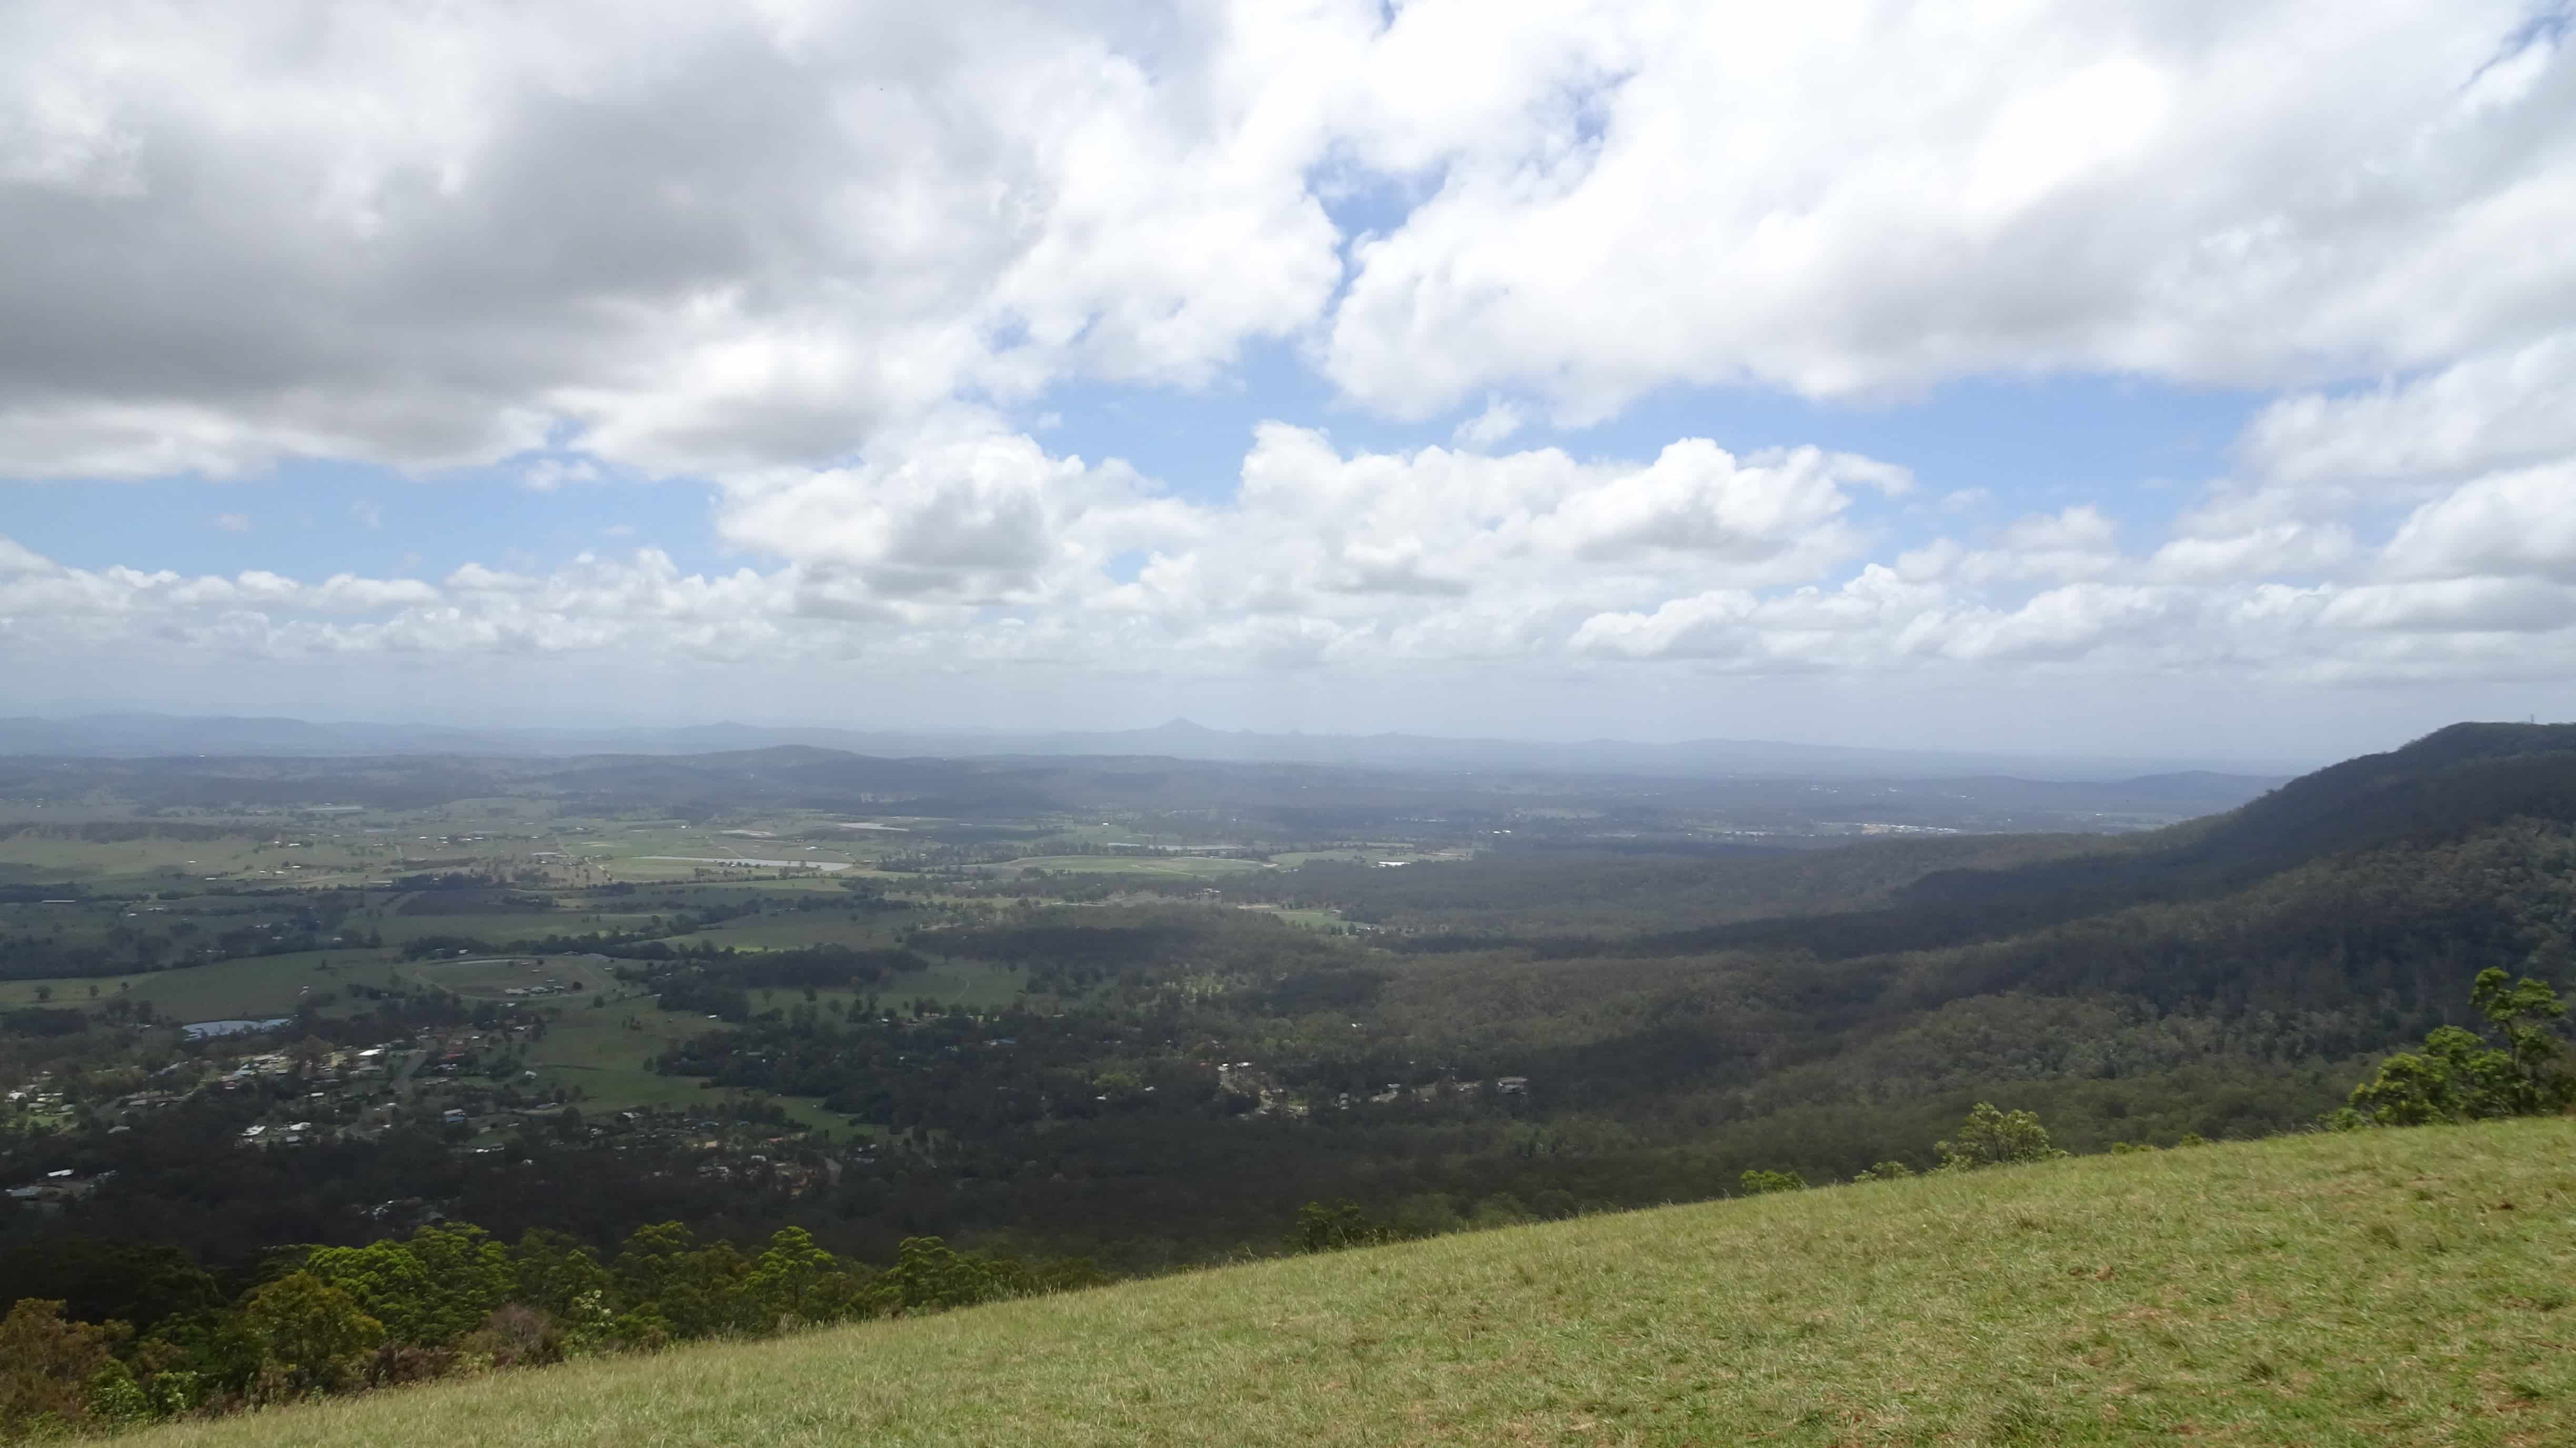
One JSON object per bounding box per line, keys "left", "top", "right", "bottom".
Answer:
{"left": 1153, "top": 717, "right": 1218, "bottom": 734}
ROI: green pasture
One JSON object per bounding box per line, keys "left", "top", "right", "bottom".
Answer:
{"left": 0, "top": 948, "right": 409, "bottom": 1020}
{"left": 0, "top": 833, "right": 346, "bottom": 888}
{"left": 522, "top": 994, "right": 850, "bottom": 1132}
{"left": 366, "top": 909, "right": 554, "bottom": 942}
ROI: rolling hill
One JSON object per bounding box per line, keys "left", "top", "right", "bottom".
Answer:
{"left": 116, "top": 1120, "right": 2576, "bottom": 1447}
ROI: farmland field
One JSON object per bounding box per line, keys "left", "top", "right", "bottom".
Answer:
{"left": 522, "top": 994, "right": 854, "bottom": 1131}
{"left": 407, "top": 956, "right": 616, "bottom": 1001}
{"left": 989, "top": 854, "right": 1268, "bottom": 879}
{"left": 0, "top": 948, "right": 409, "bottom": 1019}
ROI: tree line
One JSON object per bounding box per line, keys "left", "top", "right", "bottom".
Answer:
{"left": 0, "top": 1220, "right": 1101, "bottom": 1438}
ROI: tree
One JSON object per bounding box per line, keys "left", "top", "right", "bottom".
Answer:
{"left": 398, "top": 1224, "right": 516, "bottom": 1343}
{"left": 610, "top": 1223, "right": 753, "bottom": 1339}
{"left": 304, "top": 1228, "right": 512, "bottom": 1350}
{"left": 871, "top": 1237, "right": 1012, "bottom": 1312}
{"left": 1936, "top": 1103, "right": 2065, "bottom": 1171}
{"left": 301, "top": 1241, "right": 436, "bottom": 1345}
{"left": 744, "top": 1227, "right": 869, "bottom": 1330}
{"left": 0, "top": 1299, "right": 119, "bottom": 1437}
{"left": 2347, "top": 1028, "right": 2500, "bottom": 1125}
{"left": 0, "top": 1238, "right": 225, "bottom": 1334}
{"left": 240, "top": 1272, "right": 384, "bottom": 1396}
{"left": 2346, "top": 969, "right": 2576, "bottom": 1125}
{"left": 512, "top": 1229, "right": 613, "bottom": 1338}
{"left": 2471, "top": 968, "right": 2576, "bottom": 1112}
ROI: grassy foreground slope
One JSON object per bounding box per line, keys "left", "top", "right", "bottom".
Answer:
{"left": 134, "top": 1123, "right": 2576, "bottom": 1447}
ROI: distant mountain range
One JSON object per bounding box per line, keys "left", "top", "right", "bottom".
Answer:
{"left": 0, "top": 711, "right": 2309, "bottom": 782}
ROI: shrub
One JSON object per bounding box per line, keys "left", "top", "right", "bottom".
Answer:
{"left": 1739, "top": 1169, "right": 1805, "bottom": 1194}
{"left": 1854, "top": 1161, "right": 1915, "bottom": 1181}
{"left": 84, "top": 1361, "right": 152, "bottom": 1427}
{"left": 1289, "top": 1201, "right": 1390, "bottom": 1253}
{"left": 460, "top": 1305, "right": 562, "bottom": 1369}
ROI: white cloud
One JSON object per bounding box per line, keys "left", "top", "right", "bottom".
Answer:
{"left": 2239, "top": 331, "right": 2576, "bottom": 488}
{"left": 2317, "top": 578, "right": 2576, "bottom": 634}
{"left": 2381, "top": 462, "right": 2576, "bottom": 584}
{"left": 213, "top": 513, "right": 250, "bottom": 534}
{"left": 521, "top": 458, "right": 601, "bottom": 492}
{"left": 1322, "top": 1, "right": 2574, "bottom": 419}
{"left": 1955, "top": 506, "right": 2121, "bottom": 584}
{"left": 2149, "top": 522, "right": 2356, "bottom": 583}
{"left": 9, "top": 408, "right": 2572, "bottom": 691}
{"left": 0, "top": 0, "right": 1346, "bottom": 480}
{"left": 1452, "top": 397, "right": 1527, "bottom": 450}
{"left": 4, "top": 2, "right": 2575, "bottom": 731}
{"left": 1, "top": 2, "right": 2565, "bottom": 481}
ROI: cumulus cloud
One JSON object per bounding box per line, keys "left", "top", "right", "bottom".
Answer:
{"left": 2, "top": 2, "right": 2567, "bottom": 480}
{"left": 0, "top": 0, "right": 1343, "bottom": 480}
{"left": 5, "top": 1, "right": 2575, "bottom": 720}
{"left": 2240, "top": 333, "right": 2576, "bottom": 488}
{"left": 1323, "top": 1, "right": 2576, "bottom": 419}
{"left": 2381, "top": 463, "right": 2576, "bottom": 584}
{"left": 12, "top": 405, "right": 2576, "bottom": 691}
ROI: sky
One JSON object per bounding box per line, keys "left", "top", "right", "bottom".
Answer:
{"left": 3, "top": 0, "right": 2574, "bottom": 762}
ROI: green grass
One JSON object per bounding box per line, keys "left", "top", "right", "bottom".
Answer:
{"left": 117, "top": 1121, "right": 2576, "bottom": 1446}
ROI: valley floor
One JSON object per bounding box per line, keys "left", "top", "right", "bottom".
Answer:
{"left": 123, "top": 1119, "right": 2576, "bottom": 1447}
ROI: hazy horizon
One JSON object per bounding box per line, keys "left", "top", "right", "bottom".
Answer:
{"left": 0, "top": 702, "right": 2362, "bottom": 777}
{"left": 5, "top": 3, "right": 2572, "bottom": 759}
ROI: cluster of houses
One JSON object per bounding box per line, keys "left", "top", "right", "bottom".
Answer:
{"left": 4, "top": 1167, "right": 104, "bottom": 1214}
{"left": 1214, "top": 1060, "right": 1532, "bottom": 1117}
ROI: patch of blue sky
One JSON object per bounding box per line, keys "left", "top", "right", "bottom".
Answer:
{"left": 6, "top": 455, "right": 731, "bottom": 579}
{"left": 1022, "top": 339, "right": 1431, "bottom": 499}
